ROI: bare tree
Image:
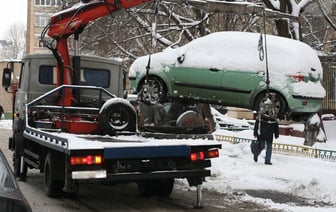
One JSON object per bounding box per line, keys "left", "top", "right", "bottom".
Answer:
{"left": 4, "top": 23, "right": 26, "bottom": 60}
{"left": 59, "top": 0, "right": 335, "bottom": 60}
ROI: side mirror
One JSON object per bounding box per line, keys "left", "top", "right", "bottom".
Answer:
{"left": 2, "top": 68, "right": 12, "bottom": 89}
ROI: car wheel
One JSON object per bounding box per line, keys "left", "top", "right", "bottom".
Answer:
{"left": 44, "top": 153, "right": 64, "bottom": 197}
{"left": 99, "top": 100, "right": 137, "bottom": 135}
{"left": 138, "top": 76, "right": 166, "bottom": 104}
{"left": 255, "top": 92, "right": 286, "bottom": 119}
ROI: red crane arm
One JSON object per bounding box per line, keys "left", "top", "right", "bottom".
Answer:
{"left": 46, "top": 0, "right": 151, "bottom": 106}
{"left": 48, "top": 0, "right": 151, "bottom": 39}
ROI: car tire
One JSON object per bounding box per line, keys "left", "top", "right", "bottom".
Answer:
{"left": 138, "top": 76, "right": 167, "bottom": 104}
{"left": 254, "top": 92, "right": 286, "bottom": 119}
{"left": 99, "top": 100, "right": 137, "bottom": 135}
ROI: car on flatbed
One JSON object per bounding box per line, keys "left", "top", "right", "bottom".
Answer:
{"left": 129, "top": 31, "right": 326, "bottom": 121}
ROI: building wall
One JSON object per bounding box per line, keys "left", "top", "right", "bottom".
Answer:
{"left": 26, "top": 0, "right": 63, "bottom": 54}
{"left": 0, "top": 62, "right": 21, "bottom": 118}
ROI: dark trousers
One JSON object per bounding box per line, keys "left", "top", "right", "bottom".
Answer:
{"left": 255, "top": 139, "right": 273, "bottom": 163}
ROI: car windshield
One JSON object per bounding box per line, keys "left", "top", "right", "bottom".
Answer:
{"left": 0, "top": 157, "right": 14, "bottom": 190}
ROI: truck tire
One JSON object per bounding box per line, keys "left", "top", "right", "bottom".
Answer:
{"left": 13, "top": 133, "right": 27, "bottom": 181}
{"left": 137, "top": 180, "right": 157, "bottom": 197}
{"left": 44, "top": 153, "right": 64, "bottom": 197}
{"left": 137, "top": 179, "right": 174, "bottom": 197}
{"left": 156, "top": 178, "right": 174, "bottom": 197}
{"left": 99, "top": 99, "right": 137, "bottom": 135}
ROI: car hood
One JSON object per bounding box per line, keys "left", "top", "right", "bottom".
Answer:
{"left": 129, "top": 31, "right": 323, "bottom": 79}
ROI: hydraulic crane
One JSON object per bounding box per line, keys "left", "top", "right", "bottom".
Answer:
{"left": 44, "top": 0, "right": 151, "bottom": 106}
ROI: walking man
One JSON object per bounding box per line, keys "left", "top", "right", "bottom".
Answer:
{"left": 253, "top": 96, "right": 279, "bottom": 165}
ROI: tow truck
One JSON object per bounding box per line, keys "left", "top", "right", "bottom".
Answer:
{"left": 2, "top": 0, "right": 221, "bottom": 207}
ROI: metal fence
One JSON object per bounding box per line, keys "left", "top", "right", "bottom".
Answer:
{"left": 215, "top": 133, "right": 336, "bottom": 162}
{"left": 320, "top": 56, "right": 336, "bottom": 114}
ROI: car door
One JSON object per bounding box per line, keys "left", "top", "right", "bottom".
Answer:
{"left": 218, "top": 69, "right": 265, "bottom": 108}
{"left": 170, "top": 66, "right": 223, "bottom": 103}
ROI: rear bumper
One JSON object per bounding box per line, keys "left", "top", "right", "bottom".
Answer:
{"left": 289, "top": 95, "right": 323, "bottom": 113}
{"left": 72, "top": 169, "right": 210, "bottom": 182}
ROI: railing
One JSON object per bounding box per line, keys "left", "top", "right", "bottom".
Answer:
{"left": 215, "top": 134, "right": 336, "bottom": 162}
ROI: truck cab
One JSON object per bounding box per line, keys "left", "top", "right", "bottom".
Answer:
{"left": 3, "top": 53, "right": 137, "bottom": 137}
{"left": 13, "top": 54, "right": 125, "bottom": 115}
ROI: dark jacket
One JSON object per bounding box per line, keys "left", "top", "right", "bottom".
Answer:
{"left": 254, "top": 119, "right": 279, "bottom": 141}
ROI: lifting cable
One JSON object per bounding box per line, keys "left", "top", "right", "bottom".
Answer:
{"left": 139, "top": 0, "right": 160, "bottom": 103}
{"left": 258, "top": 9, "right": 277, "bottom": 120}
{"left": 258, "top": 9, "right": 270, "bottom": 93}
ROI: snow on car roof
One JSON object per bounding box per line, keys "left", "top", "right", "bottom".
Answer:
{"left": 129, "top": 31, "right": 322, "bottom": 76}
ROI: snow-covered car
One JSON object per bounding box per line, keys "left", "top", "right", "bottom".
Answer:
{"left": 129, "top": 31, "right": 325, "bottom": 121}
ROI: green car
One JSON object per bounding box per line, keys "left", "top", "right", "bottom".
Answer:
{"left": 129, "top": 31, "right": 325, "bottom": 121}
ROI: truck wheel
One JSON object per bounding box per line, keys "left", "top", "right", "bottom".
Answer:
{"left": 137, "top": 179, "right": 174, "bottom": 197}
{"left": 44, "top": 153, "right": 64, "bottom": 197}
{"left": 13, "top": 133, "right": 27, "bottom": 181}
{"left": 99, "top": 99, "right": 136, "bottom": 135}
{"left": 63, "top": 181, "right": 79, "bottom": 199}
{"left": 156, "top": 178, "right": 174, "bottom": 197}
{"left": 137, "top": 180, "right": 157, "bottom": 197}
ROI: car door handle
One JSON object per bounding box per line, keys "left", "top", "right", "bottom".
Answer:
{"left": 209, "top": 68, "right": 221, "bottom": 72}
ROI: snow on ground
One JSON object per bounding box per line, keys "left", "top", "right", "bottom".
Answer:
{"left": 1, "top": 118, "right": 336, "bottom": 211}
{"left": 205, "top": 119, "right": 336, "bottom": 212}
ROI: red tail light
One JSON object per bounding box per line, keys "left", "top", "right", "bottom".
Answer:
{"left": 190, "top": 149, "right": 219, "bottom": 161}
{"left": 190, "top": 152, "right": 205, "bottom": 161}
{"left": 71, "top": 155, "right": 103, "bottom": 165}
{"left": 206, "top": 149, "right": 219, "bottom": 158}
{"left": 290, "top": 74, "right": 305, "bottom": 82}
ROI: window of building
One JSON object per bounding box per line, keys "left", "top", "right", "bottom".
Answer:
{"left": 35, "top": 13, "right": 51, "bottom": 27}
{"left": 35, "top": 0, "right": 61, "bottom": 6}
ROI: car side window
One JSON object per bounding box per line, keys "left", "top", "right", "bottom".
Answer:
{"left": 0, "top": 157, "right": 14, "bottom": 189}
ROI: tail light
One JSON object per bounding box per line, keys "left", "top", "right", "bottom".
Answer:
{"left": 190, "top": 152, "right": 205, "bottom": 161}
{"left": 206, "top": 149, "right": 220, "bottom": 158}
{"left": 71, "top": 155, "right": 103, "bottom": 165}
{"left": 190, "top": 149, "right": 219, "bottom": 161}
{"left": 290, "top": 74, "right": 305, "bottom": 82}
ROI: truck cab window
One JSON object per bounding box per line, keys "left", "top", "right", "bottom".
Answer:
{"left": 80, "top": 68, "right": 110, "bottom": 88}
{"left": 39, "top": 65, "right": 57, "bottom": 85}
{"left": 39, "top": 66, "right": 110, "bottom": 88}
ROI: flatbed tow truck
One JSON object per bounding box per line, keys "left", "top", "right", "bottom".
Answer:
{"left": 2, "top": 0, "right": 221, "bottom": 207}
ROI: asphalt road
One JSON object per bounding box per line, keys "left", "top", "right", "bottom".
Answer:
{"left": 0, "top": 128, "right": 278, "bottom": 212}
